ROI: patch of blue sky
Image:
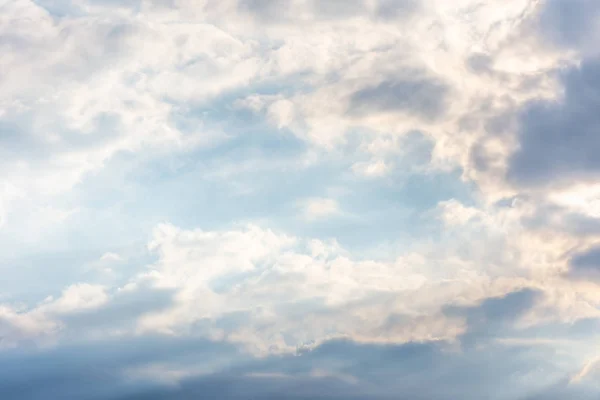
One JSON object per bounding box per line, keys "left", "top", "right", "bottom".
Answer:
{"left": 55, "top": 100, "right": 477, "bottom": 260}
{"left": 0, "top": 81, "right": 478, "bottom": 308}
{"left": 121, "top": 133, "right": 475, "bottom": 255}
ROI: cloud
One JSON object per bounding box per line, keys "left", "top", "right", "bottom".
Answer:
{"left": 0, "top": 330, "right": 594, "bottom": 400}
{"left": 0, "top": 335, "right": 243, "bottom": 400}
{"left": 570, "top": 356, "right": 600, "bottom": 385}
{"left": 0, "top": 0, "right": 256, "bottom": 238}
{"left": 445, "top": 289, "right": 541, "bottom": 347}
{"left": 538, "top": 0, "right": 600, "bottom": 52}
{"left": 1, "top": 0, "right": 600, "bottom": 399}
{"left": 374, "top": 0, "right": 419, "bottom": 20}
{"left": 38, "top": 283, "right": 109, "bottom": 315}
{"left": 301, "top": 198, "right": 341, "bottom": 220}
{"left": 569, "top": 246, "right": 600, "bottom": 281}
{"left": 0, "top": 305, "right": 59, "bottom": 349}
{"left": 3, "top": 217, "right": 584, "bottom": 360}
{"left": 237, "top": 0, "right": 411, "bottom": 24}
{"left": 132, "top": 223, "right": 451, "bottom": 353}
{"left": 4, "top": 218, "right": 550, "bottom": 355}
{"left": 348, "top": 76, "right": 449, "bottom": 122}
{"left": 507, "top": 58, "right": 600, "bottom": 188}
{"left": 351, "top": 160, "right": 390, "bottom": 177}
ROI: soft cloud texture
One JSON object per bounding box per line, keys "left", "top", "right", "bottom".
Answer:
{"left": 507, "top": 58, "right": 600, "bottom": 188}
{"left": 1, "top": 0, "right": 600, "bottom": 399}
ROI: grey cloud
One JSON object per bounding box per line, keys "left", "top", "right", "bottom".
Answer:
{"left": 472, "top": 289, "right": 540, "bottom": 322}
{"left": 470, "top": 140, "right": 492, "bottom": 172}
{"left": 521, "top": 201, "right": 600, "bottom": 237}
{"left": 569, "top": 245, "right": 600, "bottom": 280}
{"left": 0, "top": 336, "right": 241, "bottom": 400}
{"left": 0, "top": 323, "right": 589, "bottom": 400}
{"left": 466, "top": 53, "right": 493, "bottom": 74}
{"left": 348, "top": 77, "right": 449, "bottom": 121}
{"left": 507, "top": 58, "right": 600, "bottom": 187}
{"left": 558, "top": 213, "right": 600, "bottom": 236}
{"left": 375, "top": 0, "right": 419, "bottom": 20}
{"left": 472, "top": 0, "right": 600, "bottom": 192}
{"left": 539, "top": 0, "right": 600, "bottom": 50}
{"left": 521, "top": 383, "right": 600, "bottom": 400}
{"left": 114, "top": 373, "right": 371, "bottom": 400}
{"left": 311, "top": 0, "right": 367, "bottom": 19}
{"left": 444, "top": 289, "right": 541, "bottom": 348}
{"left": 237, "top": 0, "right": 289, "bottom": 21}
{"left": 238, "top": 0, "right": 418, "bottom": 24}
{"left": 444, "top": 288, "right": 540, "bottom": 324}
{"left": 114, "top": 336, "right": 587, "bottom": 400}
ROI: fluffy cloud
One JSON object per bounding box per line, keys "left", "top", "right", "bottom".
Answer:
{"left": 0, "top": 305, "right": 59, "bottom": 348}
{"left": 0, "top": 0, "right": 255, "bottom": 238}
{"left": 7, "top": 215, "right": 597, "bottom": 357}
{"left": 38, "top": 283, "right": 109, "bottom": 314}
{"left": 134, "top": 223, "right": 440, "bottom": 352}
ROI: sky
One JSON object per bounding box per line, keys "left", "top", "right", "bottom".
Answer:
{"left": 1, "top": 0, "right": 600, "bottom": 399}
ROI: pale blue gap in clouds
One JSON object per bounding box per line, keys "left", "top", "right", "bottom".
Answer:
{"left": 0, "top": 81, "right": 476, "bottom": 303}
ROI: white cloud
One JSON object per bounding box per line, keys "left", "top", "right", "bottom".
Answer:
{"left": 549, "top": 184, "right": 600, "bottom": 219}
{"left": 0, "top": 0, "right": 586, "bottom": 203}
{"left": 39, "top": 283, "right": 109, "bottom": 315}
{"left": 0, "top": 0, "right": 578, "bottom": 238}
{"left": 100, "top": 252, "right": 124, "bottom": 263}
{"left": 0, "top": 304, "right": 59, "bottom": 348}
{"left": 111, "top": 223, "right": 465, "bottom": 353}
{"left": 570, "top": 356, "right": 600, "bottom": 386}
{"left": 118, "top": 220, "right": 596, "bottom": 355}
{"left": 3, "top": 202, "right": 597, "bottom": 355}
{"left": 300, "top": 197, "right": 341, "bottom": 220}
{"left": 0, "top": 0, "right": 258, "bottom": 238}
{"left": 351, "top": 160, "right": 390, "bottom": 178}
{"left": 122, "top": 362, "right": 222, "bottom": 387}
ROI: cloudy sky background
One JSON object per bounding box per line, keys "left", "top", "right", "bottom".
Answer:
{"left": 1, "top": 0, "right": 600, "bottom": 398}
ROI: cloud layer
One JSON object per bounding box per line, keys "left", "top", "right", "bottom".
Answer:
{"left": 1, "top": 0, "right": 600, "bottom": 399}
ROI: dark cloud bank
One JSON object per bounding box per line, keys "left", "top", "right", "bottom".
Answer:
{"left": 507, "top": 58, "right": 600, "bottom": 188}
{"left": 1, "top": 289, "right": 597, "bottom": 400}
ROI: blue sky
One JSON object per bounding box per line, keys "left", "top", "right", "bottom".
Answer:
{"left": 1, "top": 0, "right": 600, "bottom": 399}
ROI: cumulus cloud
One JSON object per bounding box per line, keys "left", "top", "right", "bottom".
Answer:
{"left": 8, "top": 216, "right": 594, "bottom": 358}
{"left": 134, "top": 223, "right": 444, "bottom": 352}
{"left": 0, "top": 0, "right": 253, "bottom": 238}
{"left": 39, "top": 283, "right": 109, "bottom": 314}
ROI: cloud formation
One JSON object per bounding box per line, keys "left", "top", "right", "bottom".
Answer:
{"left": 1, "top": 0, "right": 600, "bottom": 399}
{"left": 507, "top": 58, "right": 600, "bottom": 188}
